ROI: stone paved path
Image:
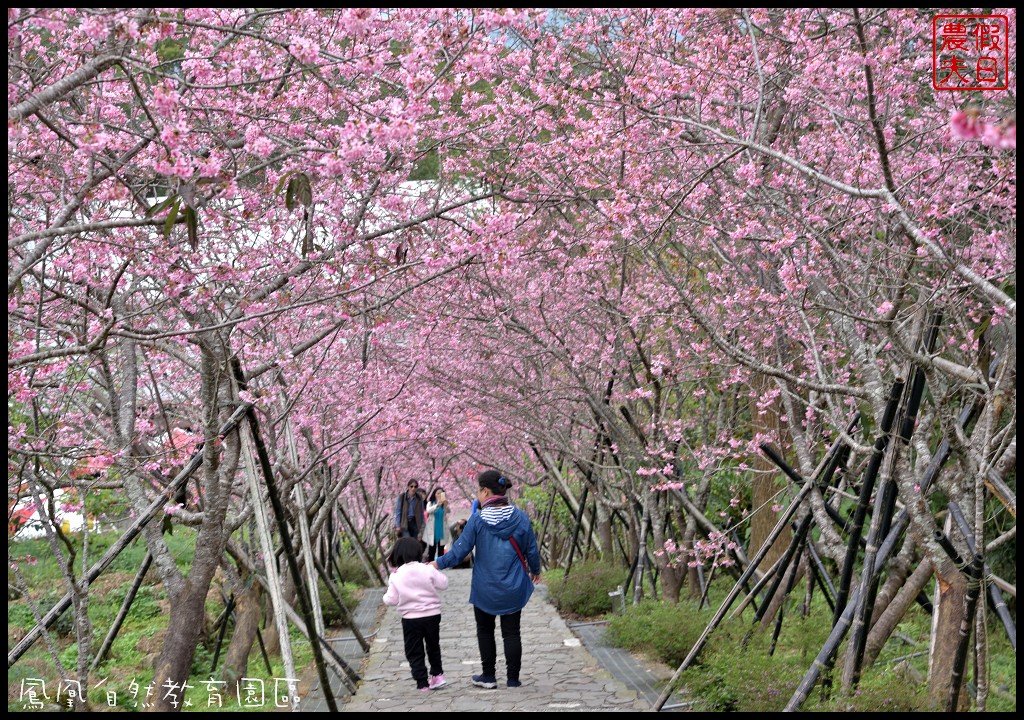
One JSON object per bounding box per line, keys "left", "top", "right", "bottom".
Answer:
{"left": 302, "top": 567, "right": 682, "bottom": 712}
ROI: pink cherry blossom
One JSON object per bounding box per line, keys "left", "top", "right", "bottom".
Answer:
{"left": 950, "top": 109, "right": 984, "bottom": 140}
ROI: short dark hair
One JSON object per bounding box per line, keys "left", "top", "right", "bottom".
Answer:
{"left": 388, "top": 537, "right": 423, "bottom": 567}
{"left": 478, "top": 469, "right": 512, "bottom": 495}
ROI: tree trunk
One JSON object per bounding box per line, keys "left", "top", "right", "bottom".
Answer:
{"left": 660, "top": 564, "right": 686, "bottom": 604}
{"left": 221, "top": 581, "right": 262, "bottom": 692}
{"left": 863, "top": 557, "right": 932, "bottom": 670}
{"left": 869, "top": 537, "right": 915, "bottom": 628}
{"left": 749, "top": 375, "right": 792, "bottom": 569}
{"left": 149, "top": 586, "right": 209, "bottom": 712}
{"left": 684, "top": 522, "right": 702, "bottom": 601}
{"left": 928, "top": 561, "right": 970, "bottom": 710}
{"left": 595, "top": 499, "right": 613, "bottom": 562}
{"left": 648, "top": 492, "right": 685, "bottom": 602}
{"left": 261, "top": 592, "right": 280, "bottom": 657}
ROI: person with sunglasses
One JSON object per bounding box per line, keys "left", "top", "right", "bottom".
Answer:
{"left": 395, "top": 479, "right": 426, "bottom": 540}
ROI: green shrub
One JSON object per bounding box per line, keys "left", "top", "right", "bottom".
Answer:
{"left": 547, "top": 561, "right": 627, "bottom": 618}
{"left": 8, "top": 590, "right": 77, "bottom": 639}
{"left": 605, "top": 599, "right": 713, "bottom": 667}
{"left": 7, "top": 602, "right": 38, "bottom": 633}
{"left": 683, "top": 609, "right": 935, "bottom": 713}
{"left": 40, "top": 592, "right": 76, "bottom": 638}
{"left": 332, "top": 546, "right": 376, "bottom": 587}
{"left": 811, "top": 669, "right": 931, "bottom": 712}
{"left": 687, "top": 619, "right": 812, "bottom": 712}
{"left": 318, "top": 579, "right": 361, "bottom": 628}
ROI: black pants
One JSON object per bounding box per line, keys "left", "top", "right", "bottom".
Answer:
{"left": 426, "top": 543, "right": 445, "bottom": 561}
{"left": 474, "top": 606, "right": 522, "bottom": 681}
{"left": 402, "top": 614, "right": 442, "bottom": 688}
{"left": 400, "top": 518, "right": 419, "bottom": 538}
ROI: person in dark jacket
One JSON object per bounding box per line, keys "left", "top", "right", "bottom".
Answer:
{"left": 394, "top": 479, "right": 426, "bottom": 539}
{"left": 433, "top": 470, "right": 541, "bottom": 689}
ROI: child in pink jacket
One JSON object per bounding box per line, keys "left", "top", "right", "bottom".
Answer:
{"left": 383, "top": 536, "right": 449, "bottom": 690}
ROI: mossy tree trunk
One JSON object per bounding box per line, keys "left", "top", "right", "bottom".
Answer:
{"left": 749, "top": 374, "right": 792, "bottom": 574}
{"left": 928, "top": 558, "right": 971, "bottom": 710}
{"left": 221, "top": 578, "right": 262, "bottom": 693}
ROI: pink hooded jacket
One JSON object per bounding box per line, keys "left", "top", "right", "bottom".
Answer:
{"left": 382, "top": 562, "right": 449, "bottom": 619}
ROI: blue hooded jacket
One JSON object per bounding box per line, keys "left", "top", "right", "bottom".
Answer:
{"left": 436, "top": 503, "right": 540, "bottom": 616}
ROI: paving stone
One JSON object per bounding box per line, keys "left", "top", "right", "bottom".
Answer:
{"left": 301, "top": 567, "right": 687, "bottom": 712}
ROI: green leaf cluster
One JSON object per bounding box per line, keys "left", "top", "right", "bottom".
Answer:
{"left": 546, "top": 560, "right": 627, "bottom": 617}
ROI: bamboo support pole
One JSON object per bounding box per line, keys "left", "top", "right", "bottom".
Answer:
{"left": 845, "top": 314, "right": 942, "bottom": 687}
{"left": 336, "top": 500, "right": 385, "bottom": 586}
{"left": 647, "top": 546, "right": 659, "bottom": 600}
{"left": 653, "top": 482, "right": 812, "bottom": 711}
{"left": 226, "top": 540, "right": 360, "bottom": 692}
{"left": 834, "top": 379, "right": 905, "bottom": 623}
{"left": 806, "top": 540, "right": 836, "bottom": 612}
{"left": 947, "top": 553, "right": 985, "bottom": 712}
{"left": 785, "top": 504, "right": 937, "bottom": 710}
{"left": 751, "top": 424, "right": 852, "bottom": 630}
{"left": 784, "top": 560, "right": 872, "bottom": 710}
{"left": 210, "top": 592, "right": 236, "bottom": 674}
{"left": 585, "top": 502, "right": 599, "bottom": 561}
{"left": 948, "top": 502, "right": 1016, "bottom": 651}
{"left": 240, "top": 427, "right": 301, "bottom": 711}
{"left": 729, "top": 550, "right": 787, "bottom": 620}
{"left": 768, "top": 539, "right": 806, "bottom": 656}
{"left": 934, "top": 529, "right": 966, "bottom": 567}
{"left": 729, "top": 530, "right": 757, "bottom": 611}
{"left": 842, "top": 455, "right": 905, "bottom": 689}
{"left": 815, "top": 381, "right": 905, "bottom": 699}
{"left": 633, "top": 508, "right": 649, "bottom": 604}
{"left": 565, "top": 484, "right": 590, "bottom": 577}
{"left": 244, "top": 412, "right": 337, "bottom": 713}
{"left": 695, "top": 561, "right": 708, "bottom": 609}
{"left": 285, "top": 421, "right": 326, "bottom": 639}
{"left": 613, "top": 508, "right": 633, "bottom": 566}
{"left": 537, "top": 489, "right": 557, "bottom": 571}
{"left": 254, "top": 625, "right": 273, "bottom": 675}
{"left": 750, "top": 513, "right": 813, "bottom": 630}
{"left": 698, "top": 560, "right": 718, "bottom": 610}
{"left": 90, "top": 552, "right": 153, "bottom": 672}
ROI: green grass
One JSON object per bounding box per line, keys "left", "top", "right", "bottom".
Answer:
{"left": 599, "top": 574, "right": 1015, "bottom": 713}
{"left": 8, "top": 528, "right": 329, "bottom": 712}
{"left": 606, "top": 598, "right": 714, "bottom": 667}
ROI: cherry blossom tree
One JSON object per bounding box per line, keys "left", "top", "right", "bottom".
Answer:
{"left": 9, "top": 7, "right": 548, "bottom": 710}
{"left": 369, "top": 7, "right": 1016, "bottom": 706}
{"left": 9, "top": 7, "right": 1014, "bottom": 711}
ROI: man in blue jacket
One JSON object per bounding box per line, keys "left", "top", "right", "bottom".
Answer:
{"left": 433, "top": 470, "right": 541, "bottom": 689}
